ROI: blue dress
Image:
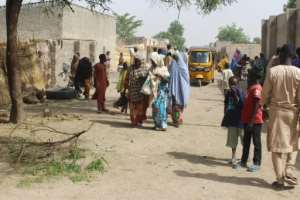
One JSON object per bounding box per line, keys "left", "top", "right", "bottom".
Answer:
{"left": 152, "top": 80, "right": 169, "bottom": 129}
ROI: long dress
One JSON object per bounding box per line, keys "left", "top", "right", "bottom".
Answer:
{"left": 169, "top": 54, "right": 190, "bottom": 126}
{"left": 127, "top": 66, "right": 149, "bottom": 126}
{"left": 152, "top": 80, "right": 169, "bottom": 129}
{"left": 94, "top": 63, "right": 108, "bottom": 111}
{"left": 262, "top": 65, "right": 300, "bottom": 153}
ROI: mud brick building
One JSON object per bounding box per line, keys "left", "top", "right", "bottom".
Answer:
{"left": 0, "top": 1, "right": 116, "bottom": 87}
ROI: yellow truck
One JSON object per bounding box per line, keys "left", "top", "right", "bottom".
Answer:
{"left": 189, "top": 47, "right": 216, "bottom": 86}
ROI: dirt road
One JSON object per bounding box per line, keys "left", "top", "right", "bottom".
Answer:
{"left": 0, "top": 79, "right": 300, "bottom": 200}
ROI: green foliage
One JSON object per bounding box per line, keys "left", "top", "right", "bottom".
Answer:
{"left": 16, "top": 147, "right": 107, "bottom": 187}
{"left": 154, "top": 20, "right": 186, "bottom": 50}
{"left": 157, "top": 0, "right": 237, "bottom": 14}
{"left": 116, "top": 13, "right": 143, "bottom": 42}
{"left": 217, "top": 24, "right": 250, "bottom": 43}
{"left": 54, "top": 0, "right": 112, "bottom": 11}
{"left": 86, "top": 158, "right": 106, "bottom": 172}
{"left": 284, "top": 0, "right": 297, "bottom": 11}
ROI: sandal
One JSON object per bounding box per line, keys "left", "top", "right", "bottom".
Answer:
{"left": 272, "top": 181, "right": 295, "bottom": 191}
{"left": 284, "top": 176, "right": 298, "bottom": 186}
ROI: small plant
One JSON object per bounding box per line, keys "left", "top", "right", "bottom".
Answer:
{"left": 64, "top": 148, "right": 86, "bottom": 161}
{"left": 86, "top": 158, "right": 106, "bottom": 173}
{"left": 69, "top": 173, "right": 89, "bottom": 183}
{"left": 17, "top": 148, "right": 107, "bottom": 187}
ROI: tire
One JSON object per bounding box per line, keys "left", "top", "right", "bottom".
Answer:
{"left": 46, "top": 88, "right": 77, "bottom": 100}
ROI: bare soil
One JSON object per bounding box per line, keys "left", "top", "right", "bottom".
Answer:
{"left": 0, "top": 77, "right": 299, "bottom": 200}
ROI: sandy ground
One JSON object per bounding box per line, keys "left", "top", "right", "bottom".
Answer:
{"left": 0, "top": 76, "right": 300, "bottom": 200}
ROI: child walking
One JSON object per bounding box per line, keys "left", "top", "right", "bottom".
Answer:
{"left": 221, "top": 76, "right": 245, "bottom": 165}
{"left": 235, "top": 68, "right": 264, "bottom": 172}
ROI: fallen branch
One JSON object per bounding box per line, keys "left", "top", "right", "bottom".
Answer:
{"left": 27, "top": 123, "right": 94, "bottom": 147}
{"left": 2, "top": 123, "right": 94, "bottom": 147}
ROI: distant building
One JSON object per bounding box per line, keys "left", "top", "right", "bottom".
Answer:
{"left": 116, "top": 37, "right": 169, "bottom": 64}
{"left": 215, "top": 41, "right": 261, "bottom": 60}
{"left": 0, "top": 1, "right": 116, "bottom": 87}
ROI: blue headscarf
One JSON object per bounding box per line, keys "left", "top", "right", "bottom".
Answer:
{"left": 169, "top": 54, "right": 190, "bottom": 107}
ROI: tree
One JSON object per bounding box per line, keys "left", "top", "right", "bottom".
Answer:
{"left": 157, "top": 0, "right": 237, "bottom": 16}
{"left": 253, "top": 37, "right": 261, "bottom": 44}
{"left": 154, "top": 20, "right": 186, "bottom": 50}
{"left": 5, "top": 0, "right": 234, "bottom": 123}
{"left": 217, "top": 24, "right": 250, "bottom": 43}
{"left": 116, "top": 13, "right": 143, "bottom": 43}
{"left": 284, "top": 0, "right": 296, "bottom": 11}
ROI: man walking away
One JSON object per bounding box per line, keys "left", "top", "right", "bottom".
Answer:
{"left": 262, "top": 44, "right": 300, "bottom": 191}
{"left": 94, "top": 54, "right": 109, "bottom": 113}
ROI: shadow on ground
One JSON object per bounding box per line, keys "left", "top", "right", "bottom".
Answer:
{"left": 91, "top": 119, "right": 154, "bottom": 131}
{"left": 174, "top": 170, "right": 271, "bottom": 189}
{"left": 183, "top": 123, "right": 220, "bottom": 128}
{"left": 167, "top": 152, "right": 229, "bottom": 167}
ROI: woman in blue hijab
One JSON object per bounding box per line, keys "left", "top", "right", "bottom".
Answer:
{"left": 168, "top": 53, "right": 190, "bottom": 127}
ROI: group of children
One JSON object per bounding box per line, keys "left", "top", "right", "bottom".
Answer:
{"left": 221, "top": 65, "right": 264, "bottom": 172}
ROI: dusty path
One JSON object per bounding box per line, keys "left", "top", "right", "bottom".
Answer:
{"left": 0, "top": 78, "right": 300, "bottom": 200}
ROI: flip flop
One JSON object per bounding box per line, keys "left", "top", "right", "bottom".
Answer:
{"left": 284, "top": 176, "right": 298, "bottom": 186}
{"left": 272, "top": 181, "right": 295, "bottom": 191}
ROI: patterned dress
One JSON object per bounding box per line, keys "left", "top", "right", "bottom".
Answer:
{"left": 152, "top": 80, "right": 169, "bottom": 129}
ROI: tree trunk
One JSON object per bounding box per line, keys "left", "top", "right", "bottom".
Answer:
{"left": 6, "top": 0, "right": 23, "bottom": 123}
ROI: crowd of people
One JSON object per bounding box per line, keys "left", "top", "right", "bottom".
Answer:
{"left": 69, "top": 45, "right": 190, "bottom": 131}
{"left": 68, "top": 43, "right": 300, "bottom": 191}
{"left": 220, "top": 45, "right": 300, "bottom": 191}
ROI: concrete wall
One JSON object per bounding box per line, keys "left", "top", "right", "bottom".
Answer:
{"left": 215, "top": 41, "right": 261, "bottom": 60}
{"left": 262, "top": 2, "right": 300, "bottom": 59}
{"left": 0, "top": 2, "right": 117, "bottom": 87}
{"left": 0, "top": 3, "right": 63, "bottom": 42}
{"left": 62, "top": 4, "right": 116, "bottom": 69}
{"left": 276, "top": 14, "right": 288, "bottom": 47}
{"left": 297, "top": 10, "right": 300, "bottom": 47}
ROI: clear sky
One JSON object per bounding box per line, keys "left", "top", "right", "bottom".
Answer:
{"left": 110, "top": 0, "right": 286, "bottom": 46}
{"left": 0, "top": 0, "right": 287, "bottom": 46}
